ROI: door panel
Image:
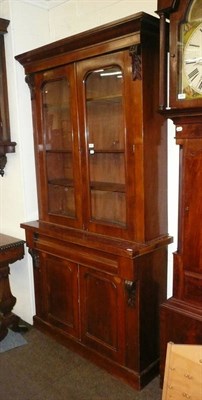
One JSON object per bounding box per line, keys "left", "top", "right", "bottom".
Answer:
{"left": 80, "top": 265, "right": 125, "bottom": 362}
{"left": 43, "top": 253, "right": 79, "bottom": 337}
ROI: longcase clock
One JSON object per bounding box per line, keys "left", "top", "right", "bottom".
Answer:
{"left": 156, "top": 0, "right": 202, "bottom": 384}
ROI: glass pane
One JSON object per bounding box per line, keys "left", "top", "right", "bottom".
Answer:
{"left": 42, "top": 78, "right": 76, "bottom": 217}
{"left": 178, "top": 2, "right": 202, "bottom": 101}
{"left": 179, "top": 21, "right": 202, "bottom": 100}
{"left": 89, "top": 153, "right": 125, "bottom": 184}
{"left": 43, "top": 79, "right": 72, "bottom": 151}
{"left": 48, "top": 184, "right": 75, "bottom": 216}
{"left": 91, "top": 191, "right": 126, "bottom": 225}
{"left": 85, "top": 66, "right": 126, "bottom": 227}
{"left": 86, "top": 66, "right": 124, "bottom": 150}
{"left": 87, "top": 100, "right": 124, "bottom": 150}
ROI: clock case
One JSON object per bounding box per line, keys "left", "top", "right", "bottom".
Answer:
{"left": 158, "top": 0, "right": 202, "bottom": 112}
{"left": 157, "top": 0, "right": 202, "bottom": 385}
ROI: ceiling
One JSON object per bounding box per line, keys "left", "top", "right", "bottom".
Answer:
{"left": 21, "top": 0, "right": 69, "bottom": 9}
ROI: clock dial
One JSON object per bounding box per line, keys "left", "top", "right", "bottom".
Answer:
{"left": 183, "top": 22, "right": 202, "bottom": 96}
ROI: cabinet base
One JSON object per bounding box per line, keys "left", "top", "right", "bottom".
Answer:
{"left": 33, "top": 316, "right": 159, "bottom": 391}
{"left": 160, "top": 297, "right": 202, "bottom": 386}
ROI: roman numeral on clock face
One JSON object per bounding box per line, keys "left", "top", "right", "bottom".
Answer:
{"left": 198, "top": 80, "right": 202, "bottom": 91}
{"left": 189, "top": 43, "right": 200, "bottom": 47}
{"left": 188, "top": 68, "right": 199, "bottom": 81}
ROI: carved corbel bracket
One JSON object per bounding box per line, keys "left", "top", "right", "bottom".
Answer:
{"left": 129, "top": 44, "right": 142, "bottom": 81}
{"left": 0, "top": 154, "right": 7, "bottom": 177}
{"left": 125, "top": 280, "right": 137, "bottom": 307}
{"left": 28, "top": 248, "right": 40, "bottom": 269}
{"left": 25, "top": 74, "right": 36, "bottom": 100}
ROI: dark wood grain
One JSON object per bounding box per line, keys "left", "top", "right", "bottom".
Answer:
{"left": 156, "top": 0, "right": 202, "bottom": 385}
{"left": 17, "top": 12, "right": 171, "bottom": 390}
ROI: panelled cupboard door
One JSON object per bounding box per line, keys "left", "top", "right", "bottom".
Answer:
{"left": 41, "top": 253, "right": 79, "bottom": 338}
{"left": 76, "top": 51, "right": 139, "bottom": 240}
{"left": 34, "top": 65, "right": 83, "bottom": 229}
{"left": 79, "top": 265, "right": 125, "bottom": 363}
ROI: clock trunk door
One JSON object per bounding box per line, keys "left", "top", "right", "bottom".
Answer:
{"left": 179, "top": 137, "right": 202, "bottom": 306}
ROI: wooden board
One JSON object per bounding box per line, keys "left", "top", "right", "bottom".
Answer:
{"left": 162, "top": 343, "right": 202, "bottom": 399}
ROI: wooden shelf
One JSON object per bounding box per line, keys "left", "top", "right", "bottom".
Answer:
{"left": 87, "top": 94, "right": 122, "bottom": 103}
{"left": 48, "top": 178, "right": 74, "bottom": 187}
{"left": 46, "top": 149, "right": 72, "bottom": 153}
{"left": 89, "top": 149, "right": 124, "bottom": 153}
{"left": 90, "top": 181, "right": 125, "bottom": 192}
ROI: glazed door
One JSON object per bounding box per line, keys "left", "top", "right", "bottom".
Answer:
{"left": 35, "top": 65, "right": 83, "bottom": 228}
{"left": 77, "top": 51, "right": 138, "bottom": 240}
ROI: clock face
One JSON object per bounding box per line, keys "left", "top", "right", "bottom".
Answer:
{"left": 183, "top": 22, "right": 202, "bottom": 95}
{"left": 178, "top": 21, "right": 202, "bottom": 100}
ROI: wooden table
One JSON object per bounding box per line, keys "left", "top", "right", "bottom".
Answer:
{"left": 0, "top": 233, "right": 25, "bottom": 340}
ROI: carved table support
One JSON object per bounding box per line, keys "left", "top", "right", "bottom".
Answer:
{"left": 0, "top": 234, "right": 26, "bottom": 340}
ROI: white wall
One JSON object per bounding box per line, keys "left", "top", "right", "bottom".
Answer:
{"left": 49, "top": 0, "right": 157, "bottom": 41}
{"left": 0, "top": 0, "right": 178, "bottom": 323}
{"left": 0, "top": 0, "right": 50, "bottom": 323}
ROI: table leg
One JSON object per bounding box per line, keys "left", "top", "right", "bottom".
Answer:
{"left": 0, "top": 262, "right": 27, "bottom": 340}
